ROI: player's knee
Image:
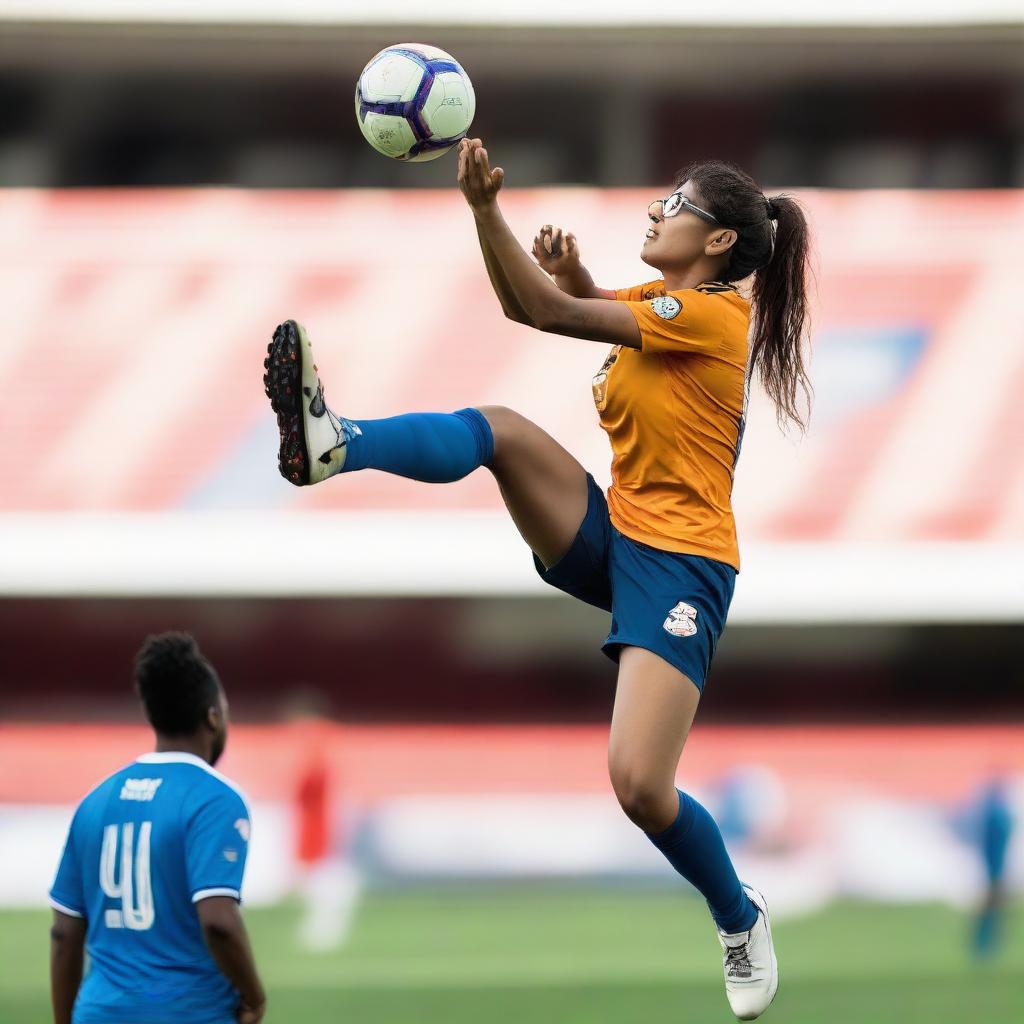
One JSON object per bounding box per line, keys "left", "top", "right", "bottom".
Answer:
{"left": 476, "top": 405, "right": 529, "bottom": 464}
{"left": 608, "top": 761, "right": 672, "bottom": 832}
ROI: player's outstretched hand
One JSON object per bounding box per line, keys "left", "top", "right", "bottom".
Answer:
{"left": 532, "top": 225, "right": 581, "bottom": 275}
{"left": 237, "top": 1001, "right": 265, "bottom": 1024}
{"left": 458, "top": 137, "right": 504, "bottom": 212}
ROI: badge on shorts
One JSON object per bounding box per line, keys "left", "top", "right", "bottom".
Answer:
{"left": 663, "top": 601, "right": 698, "bottom": 637}
{"left": 650, "top": 295, "right": 682, "bottom": 320}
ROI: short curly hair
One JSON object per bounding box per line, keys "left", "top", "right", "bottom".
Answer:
{"left": 133, "top": 632, "right": 222, "bottom": 735}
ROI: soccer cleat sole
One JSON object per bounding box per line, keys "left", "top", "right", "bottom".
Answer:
{"left": 263, "top": 320, "right": 310, "bottom": 486}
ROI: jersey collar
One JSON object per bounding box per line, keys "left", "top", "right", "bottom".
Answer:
{"left": 136, "top": 751, "right": 212, "bottom": 769}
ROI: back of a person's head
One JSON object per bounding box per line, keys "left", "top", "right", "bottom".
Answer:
{"left": 134, "top": 632, "right": 220, "bottom": 736}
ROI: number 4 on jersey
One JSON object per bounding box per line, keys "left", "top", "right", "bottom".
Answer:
{"left": 100, "top": 821, "right": 155, "bottom": 931}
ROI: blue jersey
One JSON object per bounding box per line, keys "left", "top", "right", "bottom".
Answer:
{"left": 49, "top": 752, "right": 252, "bottom": 1024}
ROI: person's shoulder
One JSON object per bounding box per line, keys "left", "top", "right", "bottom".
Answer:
{"left": 615, "top": 279, "right": 665, "bottom": 302}
{"left": 191, "top": 762, "right": 250, "bottom": 815}
{"left": 669, "top": 281, "right": 750, "bottom": 330}
{"left": 74, "top": 761, "right": 141, "bottom": 815}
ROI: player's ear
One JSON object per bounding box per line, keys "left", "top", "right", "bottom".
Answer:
{"left": 706, "top": 229, "right": 737, "bottom": 257}
{"left": 206, "top": 703, "right": 222, "bottom": 732}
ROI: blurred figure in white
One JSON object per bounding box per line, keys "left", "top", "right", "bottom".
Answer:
{"left": 291, "top": 715, "right": 362, "bottom": 952}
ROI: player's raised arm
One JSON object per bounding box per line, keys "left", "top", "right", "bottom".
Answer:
{"left": 458, "top": 138, "right": 640, "bottom": 347}
{"left": 49, "top": 910, "right": 86, "bottom": 1024}
{"left": 458, "top": 140, "right": 531, "bottom": 325}
{"left": 196, "top": 897, "right": 266, "bottom": 1024}
{"left": 475, "top": 221, "right": 532, "bottom": 326}
{"left": 532, "top": 225, "right": 615, "bottom": 300}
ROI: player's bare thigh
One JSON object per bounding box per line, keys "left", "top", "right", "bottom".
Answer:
{"left": 478, "top": 405, "right": 589, "bottom": 569}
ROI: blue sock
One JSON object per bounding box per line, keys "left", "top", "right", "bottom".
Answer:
{"left": 647, "top": 789, "right": 758, "bottom": 934}
{"left": 339, "top": 407, "right": 493, "bottom": 482}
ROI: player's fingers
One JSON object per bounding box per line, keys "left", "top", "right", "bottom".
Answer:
{"left": 544, "top": 233, "right": 553, "bottom": 255}
{"left": 567, "top": 233, "right": 578, "bottom": 255}
{"left": 491, "top": 167, "right": 504, "bottom": 189}
{"left": 474, "top": 148, "right": 490, "bottom": 182}
{"left": 552, "top": 227, "right": 563, "bottom": 255}
{"left": 469, "top": 148, "right": 487, "bottom": 185}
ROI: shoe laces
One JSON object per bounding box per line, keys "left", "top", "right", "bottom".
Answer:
{"left": 724, "top": 941, "right": 753, "bottom": 979}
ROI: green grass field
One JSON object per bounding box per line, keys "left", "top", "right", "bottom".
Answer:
{"left": 2, "top": 887, "right": 1021, "bottom": 1023}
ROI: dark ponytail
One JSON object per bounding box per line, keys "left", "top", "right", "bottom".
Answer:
{"left": 675, "top": 161, "right": 813, "bottom": 430}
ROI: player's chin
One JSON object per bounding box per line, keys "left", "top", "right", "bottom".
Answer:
{"left": 640, "top": 242, "right": 658, "bottom": 267}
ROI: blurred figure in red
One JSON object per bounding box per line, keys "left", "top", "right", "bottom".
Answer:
{"left": 296, "top": 747, "right": 331, "bottom": 871}
{"left": 290, "top": 708, "right": 362, "bottom": 952}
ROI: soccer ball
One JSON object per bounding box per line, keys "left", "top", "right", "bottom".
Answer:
{"left": 354, "top": 44, "right": 476, "bottom": 162}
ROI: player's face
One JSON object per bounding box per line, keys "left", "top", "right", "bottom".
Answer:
{"left": 208, "top": 690, "right": 229, "bottom": 766}
{"left": 642, "top": 180, "right": 720, "bottom": 269}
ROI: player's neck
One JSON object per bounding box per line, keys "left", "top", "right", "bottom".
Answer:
{"left": 154, "top": 733, "right": 213, "bottom": 765}
{"left": 660, "top": 260, "right": 728, "bottom": 293}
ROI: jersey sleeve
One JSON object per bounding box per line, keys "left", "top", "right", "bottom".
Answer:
{"left": 621, "top": 288, "right": 727, "bottom": 355}
{"left": 613, "top": 279, "right": 664, "bottom": 302}
{"left": 49, "top": 809, "right": 86, "bottom": 918}
{"left": 185, "top": 787, "right": 251, "bottom": 904}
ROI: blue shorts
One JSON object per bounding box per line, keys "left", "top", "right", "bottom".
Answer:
{"left": 533, "top": 475, "right": 736, "bottom": 692}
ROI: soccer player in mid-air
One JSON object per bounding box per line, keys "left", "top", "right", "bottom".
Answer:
{"left": 264, "top": 137, "right": 811, "bottom": 1020}
{"left": 49, "top": 633, "right": 266, "bottom": 1024}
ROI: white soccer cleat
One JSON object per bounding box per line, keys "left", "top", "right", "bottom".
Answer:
{"left": 717, "top": 884, "right": 779, "bottom": 1021}
{"left": 263, "top": 320, "right": 359, "bottom": 486}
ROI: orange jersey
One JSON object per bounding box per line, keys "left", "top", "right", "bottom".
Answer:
{"left": 592, "top": 279, "right": 750, "bottom": 570}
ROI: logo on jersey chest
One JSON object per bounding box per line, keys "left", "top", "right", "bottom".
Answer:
{"left": 663, "top": 601, "right": 698, "bottom": 638}
{"left": 592, "top": 347, "right": 620, "bottom": 412}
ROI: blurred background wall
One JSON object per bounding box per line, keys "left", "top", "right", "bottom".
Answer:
{"left": 0, "top": 3, "right": 1022, "bottom": 1021}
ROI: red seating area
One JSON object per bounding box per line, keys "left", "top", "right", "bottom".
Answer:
{"left": 2, "top": 188, "right": 1023, "bottom": 541}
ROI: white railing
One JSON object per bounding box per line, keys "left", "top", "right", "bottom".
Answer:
{"left": 2, "top": 511, "right": 1022, "bottom": 621}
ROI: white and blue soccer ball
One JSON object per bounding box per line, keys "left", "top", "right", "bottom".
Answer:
{"left": 354, "top": 44, "right": 476, "bottom": 162}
